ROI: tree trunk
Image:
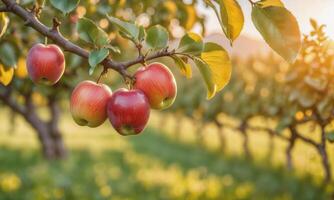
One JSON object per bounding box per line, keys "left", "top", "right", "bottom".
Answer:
{"left": 286, "top": 126, "right": 297, "bottom": 171}
{"left": 194, "top": 121, "right": 204, "bottom": 147}
{"left": 239, "top": 120, "right": 252, "bottom": 160}
{"left": 318, "top": 125, "right": 331, "bottom": 184}
{"left": 48, "top": 97, "right": 67, "bottom": 159}
{"left": 8, "top": 110, "right": 16, "bottom": 135}
{"left": 214, "top": 121, "right": 226, "bottom": 153}
{"left": 25, "top": 111, "right": 66, "bottom": 160}
{"left": 0, "top": 87, "right": 67, "bottom": 160}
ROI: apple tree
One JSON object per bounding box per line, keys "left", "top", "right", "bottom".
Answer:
{"left": 165, "top": 20, "right": 334, "bottom": 184}
{"left": 0, "top": 0, "right": 301, "bottom": 159}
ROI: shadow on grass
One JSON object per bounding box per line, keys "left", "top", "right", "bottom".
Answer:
{"left": 0, "top": 127, "right": 329, "bottom": 200}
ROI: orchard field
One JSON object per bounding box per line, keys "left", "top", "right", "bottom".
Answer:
{"left": 1, "top": 0, "right": 334, "bottom": 199}
{"left": 0, "top": 109, "right": 331, "bottom": 200}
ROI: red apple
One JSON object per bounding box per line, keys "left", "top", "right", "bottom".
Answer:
{"left": 26, "top": 43, "right": 65, "bottom": 85}
{"left": 70, "top": 81, "right": 112, "bottom": 127}
{"left": 107, "top": 88, "right": 150, "bottom": 136}
{"left": 134, "top": 62, "right": 177, "bottom": 110}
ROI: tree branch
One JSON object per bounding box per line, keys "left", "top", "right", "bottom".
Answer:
{"left": 1, "top": 0, "right": 177, "bottom": 77}
{"left": 0, "top": 87, "right": 26, "bottom": 115}
{"left": 0, "top": 6, "right": 9, "bottom": 12}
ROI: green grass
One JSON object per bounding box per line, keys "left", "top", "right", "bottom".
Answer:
{"left": 0, "top": 111, "right": 331, "bottom": 200}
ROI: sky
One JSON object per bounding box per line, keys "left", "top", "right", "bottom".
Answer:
{"left": 199, "top": 0, "right": 334, "bottom": 39}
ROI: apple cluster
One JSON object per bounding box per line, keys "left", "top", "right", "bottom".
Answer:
{"left": 26, "top": 43, "right": 177, "bottom": 136}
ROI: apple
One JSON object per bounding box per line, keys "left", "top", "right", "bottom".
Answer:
{"left": 70, "top": 81, "right": 112, "bottom": 128}
{"left": 134, "top": 62, "right": 177, "bottom": 110}
{"left": 26, "top": 43, "right": 65, "bottom": 85}
{"left": 107, "top": 88, "right": 150, "bottom": 136}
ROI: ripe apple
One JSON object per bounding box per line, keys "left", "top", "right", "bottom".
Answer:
{"left": 26, "top": 43, "right": 65, "bottom": 85}
{"left": 70, "top": 81, "right": 112, "bottom": 128}
{"left": 134, "top": 62, "right": 177, "bottom": 110}
{"left": 107, "top": 88, "right": 150, "bottom": 136}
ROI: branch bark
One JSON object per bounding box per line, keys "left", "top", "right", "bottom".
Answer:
{"left": 214, "top": 120, "right": 226, "bottom": 153}
{"left": 0, "top": 86, "right": 66, "bottom": 159}
{"left": 286, "top": 126, "right": 297, "bottom": 170}
{"left": 318, "top": 124, "right": 332, "bottom": 184}
{"left": 239, "top": 120, "right": 252, "bottom": 160}
{"left": 0, "top": 0, "right": 176, "bottom": 77}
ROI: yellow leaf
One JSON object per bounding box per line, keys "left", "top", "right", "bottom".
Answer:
{"left": 163, "top": 0, "right": 177, "bottom": 16}
{"left": 194, "top": 58, "right": 217, "bottom": 99}
{"left": 0, "top": 13, "right": 9, "bottom": 38}
{"left": 185, "top": 5, "right": 196, "bottom": 30}
{"left": 15, "top": 58, "right": 28, "bottom": 78}
{"left": 201, "top": 43, "right": 232, "bottom": 92}
{"left": 181, "top": 63, "right": 192, "bottom": 79}
{"left": 172, "top": 56, "right": 192, "bottom": 79}
{"left": 188, "top": 32, "right": 202, "bottom": 42}
{"left": 0, "top": 64, "right": 14, "bottom": 86}
{"left": 258, "top": 0, "right": 284, "bottom": 8}
{"left": 219, "top": 0, "right": 244, "bottom": 42}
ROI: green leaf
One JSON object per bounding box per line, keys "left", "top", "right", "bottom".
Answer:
{"left": 107, "top": 15, "right": 139, "bottom": 41}
{"left": 201, "top": 42, "right": 232, "bottom": 92}
{"left": 88, "top": 48, "right": 109, "bottom": 75}
{"left": 326, "top": 131, "right": 334, "bottom": 143}
{"left": 0, "top": 42, "right": 17, "bottom": 69}
{"left": 251, "top": 5, "right": 301, "bottom": 63}
{"left": 194, "top": 57, "right": 216, "bottom": 99}
{"left": 218, "top": 0, "right": 244, "bottom": 43}
{"left": 50, "top": 0, "right": 80, "bottom": 14}
{"left": 104, "top": 45, "right": 121, "bottom": 54}
{"left": 0, "top": 13, "right": 9, "bottom": 38}
{"left": 257, "top": 0, "right": 284, "bottom": 8}
{"left": 171, "top": 55, "right": 192, "bottom": 78}
{"left": 191, "top": 43, "right": 231, "bottom": 99}
{"left": 145, "top": 25, "right": 169, "bottom": 49}
{"left": 177, "top": 33, "right": 204, "bottom": 56}
{"left": 138, "top": 26, "right": 146, "bottom": 43}
{"left": 77, "top": 18, "right": 110, "bottom": 47}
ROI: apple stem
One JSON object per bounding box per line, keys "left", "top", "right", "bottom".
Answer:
{"left": 44, "top": 37, "right": 48, "bottom": 45}
{"left": 141, "top": 60, "right": 148, "bottom": 67}
{"left": 96, "top": 67, "right": 108, "bottom": 84}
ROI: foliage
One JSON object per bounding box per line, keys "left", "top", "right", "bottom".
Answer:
{"left": 167, "top": 21, "right": 334, "bottom": 183}
{"left": 0, "top": 0, "right": 304, "bottom": 161}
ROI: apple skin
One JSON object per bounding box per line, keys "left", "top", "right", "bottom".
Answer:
{"left": 107, "top": 88, "right": 150, "bottom": 136}
{"left": 26, "top": 43, "right": 65, "bottom": 85}
{"left": 70, "top": 81, "right": 112, "bottom": 128}
{"left": 133, "top": 62, "right": 177, "bottom": 110}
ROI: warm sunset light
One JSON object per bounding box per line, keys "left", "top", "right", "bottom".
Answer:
{"left": 0, "top": 0, "right": 334, "bottom": 199}
{"left": 203, "top": 0, "right": 334, "bottom": 39}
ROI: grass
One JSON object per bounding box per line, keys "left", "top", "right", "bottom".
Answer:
{"left": 0, "top": 110, "right": 332, "bottom": 199}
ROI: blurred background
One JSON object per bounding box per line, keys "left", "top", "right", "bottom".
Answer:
{"left": 0, "top": 0, "right": 334, "bottom": 199}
